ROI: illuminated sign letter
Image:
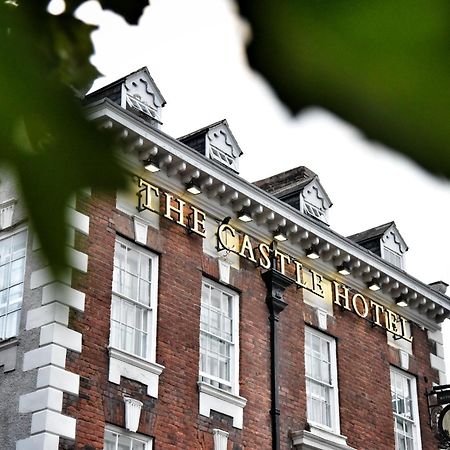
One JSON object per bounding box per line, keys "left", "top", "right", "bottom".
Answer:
{"left": 333, "top": 282, "right": 351, "bottom": 311}
{"left": 190, "top": 206, "right": 207, "bottom": 237}
{"left": 258, "top": 243, "right": 271, "bottom": 269}
{"left": 239, "top": 234, "right": 257, "bottom": 263}
{"left": 275, "top": 250, "right": 291, "bottom": 276}
{"left": 352, "top": 293, "right": 369, "bottom": 318}
{"left": 370, "top": 301, "right": 385, "bottom": 327}
{"left": 217, "top": 223, "right": 238, "bottom": 251}
{"left": 164, "top": 193, "right": 186, "bottom": 226}
{"left": 137, "top": 178, "right": 159, "bottom": 212}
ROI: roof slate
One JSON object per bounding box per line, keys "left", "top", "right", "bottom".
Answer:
{"left": 347, "top": 221, "right": 395, "bottom": 244}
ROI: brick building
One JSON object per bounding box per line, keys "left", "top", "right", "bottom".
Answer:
{"left": 0, "top": 67, "right": 449, "bottom": 450}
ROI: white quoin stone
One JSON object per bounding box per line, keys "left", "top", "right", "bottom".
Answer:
{"left": 31, "top": 410, "right": 76, "bottom": 440}
{"left": 42, "top": 282, "right": 85, "bottom": 312}
{"left": 124, "top": 397, "right": 143, "bottom": 433}
{"left": 19, "top": 387, "right": 63, "bottom": 414}
{"left": 133, "top": 217, "right": 148, "bottom": 245}
{"left": 26, "top": 303, "right": 69, "bottom": 330}
{"left": 39, "top": 323, "right": 82, "bottom": 353}
{"left": 23, "top": 344, "right": 67, "bottom": 371}
{"left": 16, "top": 432, "right": 59, "bottom": 450}
{"left": 213, "top": 429, "right": 229, "bottom": 450}
{"left": 36, "top": 366, "right": 80, "bottom": 395}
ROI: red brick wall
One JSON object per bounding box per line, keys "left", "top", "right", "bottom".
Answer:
{"left": 64, "top": 189, "right": 440, "bottom": 450}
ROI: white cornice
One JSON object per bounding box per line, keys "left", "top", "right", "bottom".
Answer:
{"left": 85, "top": 100, "right": 450, "bottom": 328}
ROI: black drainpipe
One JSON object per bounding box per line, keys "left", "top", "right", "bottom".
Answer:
{"left": 262, "top": 267, "right": 293, "bottom": 450}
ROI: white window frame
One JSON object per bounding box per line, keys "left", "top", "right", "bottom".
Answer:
{"left": 108, "top": 238, "right": 164, "bottom": 398}
{"left": 199, "top": 279, "right": 239, "bottom": 395}
{"left": 305, "top": 326, "right": 340, "bottom": 434}
{"left": 390, "top": 367, "right": 422, "bottom": 450}
{"left": 104, "top": 424, "right": 152, "bottom": 450}
{"left": 110, "top": 238, "right": 159, "bottom": 362}
{"left": 0, "top": 227, "right": 27, "bottom": 341}
{"left": 198, "top": 278, "right": 247, "bottom": 429}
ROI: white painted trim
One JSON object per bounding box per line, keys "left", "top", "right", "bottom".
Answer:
{"left": 105, "top": 424, "right": 153, "bottom": 450}
{"left": 19, "top": 387, "right": 63, "bottom": 414}
{"left": 41, "top": 283, "right": 85, "bottom": 312}
{"left": 16, "top": 432, "right": 59, "bottom": 450}
{"left": 305, "top": 327, "right": 340, "bottom": 434}
{"left": 198, "top": 381, "right": 247, "bottom": 429}
{"left": 133, "top": 216, "right": 148, "bottom": 244}
{"left": 113, "top": 237, "right": 159, "bottom": 362}
{"left": 23, "top": 344, "right": 67, "bottom": 371}
{"left": 213, "top": 428, "right": 229, "bottom": 450}
{"left": 200, "top": 279, "right": 240, "bottom": 396}
{"left": 30, "top": 267, "right": 72, "bottom": 290}
{"left": 85, "top": 100, "right": 450, "bottom": 325}
{"left": 124, "top": 397, "right": 143, "bottom": 432}
{"left": 36, "top": 365, "right": 80, "bottom": 395}
{"left": 39, "top": 323, "right": 82, "bottom": 353}
{"left": 31, "top": 410, "right": 76, "bottom": 440}
{"left": 65, "top": 207, "right": 89, "bottom": 235}
{"left": 108, "top": 347, "right": 164, "bottom": 398}
{"left": 26, "top": 303, "right": 70, "bottom": 330}
{"left": 390, "top": 367, "right": 422, "bottom": 450}
{"left": 291, "top": 427, "right": 356, "bottom": 450}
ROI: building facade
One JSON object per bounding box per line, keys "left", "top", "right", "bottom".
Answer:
{"left": 0, "top": 67, "right": 449, "bottom": 450}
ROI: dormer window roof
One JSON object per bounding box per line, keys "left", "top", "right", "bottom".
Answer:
{"left": 254, "top": 166, "right": 332, "bottom": 225}
{"left": 178, "top": 120, "right": 243, "bottom": 173}
{"left": 348, "top": 221, "right": 408, "bottom": 268}
{"left": 84, "top": 67, "right": 166, "bottom": 128}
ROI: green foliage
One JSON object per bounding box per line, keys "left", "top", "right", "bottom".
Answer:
{"left": 0, "top": 0, "right": 148, "bottom": 273}
{"left": 237, "top": 0, "right": 450, "bottom": 176}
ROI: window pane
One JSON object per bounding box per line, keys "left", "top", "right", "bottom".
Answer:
{"left": 305, "top": 329, "right": 336, "bottom": 430}
{"left": 10, "top": 258, "right": 25, "bottom": 286}
{"left": 5, "top": 310, "right": 19, "bottom": 339}
{"left": 0, "top": 232, "right": 27, "bottom": 340}
{"left": 8, "top": 284, "right": 22, "bottom": 312}
{"left": 199, "top": 281, "right": 236, "bottom": 392}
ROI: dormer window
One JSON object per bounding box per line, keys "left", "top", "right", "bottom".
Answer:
{"left": 178, "top": 120, "right": 243, "bottom": 174}
{"left": 126, "top": 94, "right": 157, "bottom": 119}
{"left": 84, "top": 67, "right": 166, "bottom": 129}
{"left": 348, "top": 222, "right": 408, "bottom": 269}
{"left": 254, "top": 166, "right": 332, "bottom": 225}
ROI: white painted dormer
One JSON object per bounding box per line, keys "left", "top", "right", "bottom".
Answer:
{"left": 299, "top": 177, "right": 332, "bottom": 225}
{"left": 179, "top": 120, "right": 243, "bottom": 173}
{"left": 380, "top": 223, "right": 408, "bottom": 269}
{"left": 121, "top": 68, "right": 166, "bottom": 128}
{"left": 206, "top": 121, "right": 243, "bottom": 173}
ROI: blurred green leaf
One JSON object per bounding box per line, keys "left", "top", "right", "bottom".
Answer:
{"left": 237, "top": 0, "right": 450, "bottom": 176}
{"left": 0, "top": 1, "right": 126, "bottom": 273}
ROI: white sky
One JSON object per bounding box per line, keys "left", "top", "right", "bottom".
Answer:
{"left": 76, "top": 0, "right": 450, "bottom": 374}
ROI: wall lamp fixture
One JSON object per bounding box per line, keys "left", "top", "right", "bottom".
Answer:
{"left": 368, "top": 281, "right": 381, "bottom": 291}
{"left": 144, "top": 159, "right": 160, "bottom": 173}
{"left": 186, "top": 181, "right": 202, "bottom": 195}
{"left": 237, "top": 209, "right": 252, "bottom": 223}
{"left": 395, "top": 295, "right": 408, "bottom": 307}
{"left": 273, "top": 229, "right": 287, "bottom": 242}
{"left": 305, "top": 247, "right": 320, "bottom": 260}
{"left": 337, "top": 265, "right": 351, "bottom": 276}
